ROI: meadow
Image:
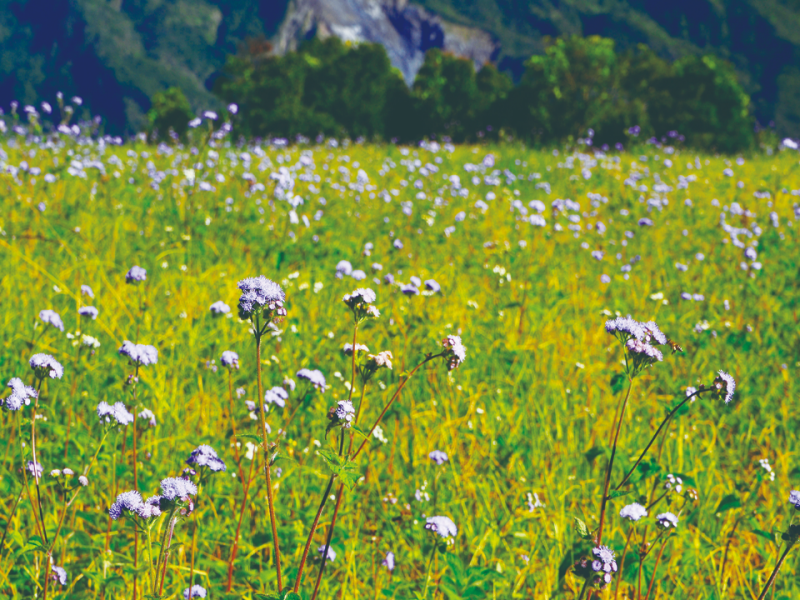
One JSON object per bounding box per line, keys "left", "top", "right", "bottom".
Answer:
{"left": 0, "top": 131, "right": 798, "bottom": 600}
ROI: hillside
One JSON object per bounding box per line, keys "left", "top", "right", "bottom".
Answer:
{"left": 0, "top": 0, "right": 798, "bottom": 135}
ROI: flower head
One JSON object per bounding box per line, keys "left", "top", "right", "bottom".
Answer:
{"left": 39, "top": 309, "right": 64, "bottom": 332}
{"left": 297, "top": 368, "right": 326, "bottom": 392}
{"left": 442, "top": 335, "right": 466, "bottom": 370}
{"left": 604, "top": 316, "right": 645, "bottom": 341}
{"left": 713, "top": 371, "right": 736, "bottom": 404}
{"left": 656, "top": 512, "right": 679, "bottom": 529}
{"left": 209, "top": 301, "right": 230, "bottom": 315}
{"left": 343, "top": 288, "right": 378, "bottom": 321}
{"left": 318, "top": 545, "right": 336, "bottom": 562}
{"left": 382, "top": 551, "right": 395, "bottom": 571}
{"left": 619, "top": 503, "right": 648, "bottom": 522}
{"left": 425, "top": 516, "right": 458, "bottom": 538}
{"left": 51, "top": 565, "right": 68, "bottom": 586}
{"left": 343, "top": 343, "right": 370, "bottom": 356}
{"left": 328, "top": 400, "right": 355, "bottom": 428}
{"left": 126, "top": 266, "right": 147, "bottom": 283}
{"left": 186, "top": 444, "right": 227, "bottom": 472}
{"left": 27, "top": 461, "right": 43, "bottom": 478}
{"left": 137, "top": 496, "right": 163, "bottom": 518}
{"left": 789, "top": 490, "right": 800, "bottom": 510}
{"left": 236, "top": 276, "right": 286, "bottom": 321}
{"left": 138, "top": 408, "right": 157, "bottom": 427}
{"left": 160, "top": 477, "right": 197, "bottom": 501}
{"left": 81, "top": 285, "right": 95, "bottom": 299}
{"left": 78, "top": 306, "right": 99, "bottom": 320}
{"left": 81, "top": 334, "right": 101, "bottom": 349}
{"left": 265, "top": 386, "right": 288, "bottom": 408}
{"left": 183, "top": 585, "right": 207, "bottom": 599}
{"left": 429, "top": 450, "right": 449, "bottom": 465}
{"left": 97, "top": 401, "right": 134, "bottom": 426}
{"left": 30, "top": 354, "right": 64, "bottom": 379}
{"left": 4, "top": 378, "right": 37, "bottom": 411}
{"left": 220, "top": 351, "right": 239, "bottom": 369}
{"left": 119, "top": 341, "right": 158, "bottom": 366}
{"left": 109, "top": 490, "right": 143, "bottom": 520}
{"left": 424, "top": 279, "right": 441, "bottom": 293}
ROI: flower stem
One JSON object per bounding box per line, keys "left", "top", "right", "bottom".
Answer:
{"left": 756, "top": 542, "right": 795, "bottom": 600}
{"left": 158, "top": 515, "right": 178, "bottom": 595}
{"left": 422, "top": 543, "right": 437, "bottom": 599}
{"left": 227, "top": 371, "right": 244, "bottom": 480}
{"left": 30, "top": 379, "right": 49, "bottom": 545}
{"left": 226, "top": 454, "right": 256, "bottom": 591}
{"left": 643, "top": 535, "right": 670, "bottom": 600}
{"left": 597, "top": 378, "right": 633, "bottom": 544}
{"left": 310, "top": 483, "right": 345, "bottom": 600}
{"left": 614, "top": 528, "right": 634, "bottom": 600}
{"left": 294, "top": 474, "right": 336, "bottom": 592}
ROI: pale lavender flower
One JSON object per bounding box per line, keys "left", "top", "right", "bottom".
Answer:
{"left": 78, "top": 475, "right": 88, "bottom": 486}
{"left": 237, "top": 276, "right": 286, "bottom": 320}
{"left": 187, "top": 445, "right": 226, "bottom": 472}
{"left": 4, "top": 378, "right": 37, "bottom": 411}
{"left": 81, "top": 285, "right": 94, "bottom": 299}
{"left": 283, "top": 377, "right": 295, "bottom": 391}
{"left": 424, "top": 279, "right": 441, "bottom": 293}
{"left": 789, "top": 490, "right": 800, "bottom": 510}
{"left": 97, "top": 401, "right": 134, "bottom": 426}
{"left": 137, "top": 496, "right": 163, "bottom": 518}
{"left": 393, "top": 239, "right": 404, "bottom": 249}
{"left": 656, "top": 512, "right": 679, "bottom": 528}
{"left": 265, "top": 386, "right": 288, "bottom": 408}
{"left": 210, "top": 301, "right": 230, "bottom": 315}
{"left": 51, "top": 565, "right": 68, "bottom": 586}
{"left": 429, "top": 450, "right": 449, "bottom": 465}
{"left": 297, "top": 368, "right": 326, "bottom": 392}
{"left": 343, "top": 343, "right": 370, "bottom": 355}
{"left": 626, "top": 338, "right": 664, "bottom": 362}
{"left": 78, "top": 306, "right": 98, "bottom": 320}
{"left": 619, "top": 503, "right": 648, "bottom": 522}
{"left": 331, "top": 400, "right": 355, "bottom": 427}
{"left": 30, "top": 354, "right": 64, "bottom": 379}
{"left": 39, "top": 310, "right": 64, "bottom": 332}
{"left": 27, "top": 461, "right": 43, "bottom": 478}
{"left": 604, "top": 316, "right": 645, "bottom": 341}
{"left": 343, "top": 288, "right": 376, "bottom": 308}
{"left": 641, "top": 321, "right": 667, "bottom": 345}
{"left": 119, "top": 341, "right": 158, "bottom": 366}
{"left": 382, "top": 551, "right": 395, "bottom": 571}
{"left": 109, "top": 490, "right": 143, "bottom": 519}
{"left": 600, "top": 274, "right": 611, "bottom": 284}
{"left": 183, "top": 585, "right": 207, "bottom": 599}
{"left": 236, "top": 387, "right": 246, "bottom": 398}
{"left": 318, "top": 545, "right": 337, "bottom": 562}
{"left": 351, "top": 269, "right": 367, "bottom": 281}
{"left": 335, "top": 260, "right": 353, "bottom": 277}
{"left": 221, "top": 351, "right": 239, "bottom": 369}
{"left": 138, "top": 408, "right": 157, "bottom": 427}
{"left": 126, "top": 266, "right": 147, "bottom": 283}
{"left": 400, "top": 284, "right": 419, "bottom": 295}
{"left": 714, "top": 371, "right": 736, "bottom": 404}
{"left": 442, "top": 335, "right": 466, "bottom": 370}
{"left": 425, "top": 516, "right": 458, "bottom": 538}
{"left": 160, "top": 477, "right": 197, "bottom": 501}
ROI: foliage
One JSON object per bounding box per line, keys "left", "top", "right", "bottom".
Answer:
{"left": 147, "top": 87, "right": 195, "bottom": 142}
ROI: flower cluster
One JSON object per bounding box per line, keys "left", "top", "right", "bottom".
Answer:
{"left": 264, "top": 386, "right": 288, "bottom": 408}
{"left": 425, "top": 516, "right": 458, "bottom": 539}
{"left": 343, "top": 343, "right": 370, "bottom": 356}
{"left": 298, "top": 368, "right": 326, "bottom": 393}
{"left": 139, "top": 408, "right": 157, "bottom": 427}
{"left": 183, "top": 585, "right": 207, "bottom": 599}
{"left": 109, "top": 490, "right": 163, "bottom": 520}
{"left": 605, "top": 316, "right": 669, "bottom": 374}
{"left": 713, "top": 370, "right": 736, "bottom": 404}
{"left": 328, "top": 400, "right": 356, "bottom": 429}
{"left": 656, "top": 512, "right": 679, "bottom": 528}
{"left": 318, "top": 545, "right": 336, "bottom": 562}
{"left": 357, "top": 350, "right": 393, "bottom": 382}
{"left": 4, "top": 378, "right": 37, "bottom": 411}
{"left": 186, "top": 445, "right": 227, "bottom": 472}
{"left": 619, "top": 502, "right": 648, "bottom": 522}
{"left": 30, "top": 354, "right": 64, "bottom": 380}
{"left": 78, "top": 306, "right": 99, "bottom": 320}
{"left": 209, "top": 300, "right": 230, "bottom": 315}
{"left": 97, "top": 401, "right": 134, "bottom": 426}
{"left": 220, "top": 350, "right": 239, "bottom": 369}
{"left": 126, "top": 265, "right": 147, "bottom": 283}
{"left": 119, "top": 341, "right": 158, "bottom": 366}
{"left": 442, "top": 335, "right": 466, "bottom": 371}
{"left": 574, "top": 545, "right": 618, "bottom": 589}
{"left": 51, "top": 565, "right": 68, "bottom": 586}
{"left": 39, "top": 309, "right": 64, "bottom": 331}
{"left": 382, "top": 551, "right": 395, "bottom": 571}
{"left": 789, "top": 490, "right": 800, "bottom": 510}
{"left": 342, "top": 288, "right": 379, "bottom": 321}
{"left": 237, "top": 276, "right": 286, "bottom": 322}
{"left": 429, "top": 450, "right": 449, "bottom": 465}
{"left": 160, "top": 477, "right": 198, "bottom": 503}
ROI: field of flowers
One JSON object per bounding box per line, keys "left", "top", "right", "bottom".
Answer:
{"left": 0, "top": 132, "right": 799, "bottom": 600}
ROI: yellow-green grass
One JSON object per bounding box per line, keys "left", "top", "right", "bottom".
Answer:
{"left": 0, "top": 139, "right": 797, "bottom": 599}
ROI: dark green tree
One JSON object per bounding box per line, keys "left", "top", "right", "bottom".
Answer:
{"left": 147, "top": 87, "right": 194, "bottom": 141}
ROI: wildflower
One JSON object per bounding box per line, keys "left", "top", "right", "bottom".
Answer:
{"left": 126, "top": 266, "right": 147, "bottom": 283}
{"left": 97, "top": 401, "right": 134, "bottom": 426}
{"left": 619, "top": 503, "right": 648, "bottom": 522}
{"left": 665, "top": 474, "right": 683, "bottom": 493}
{"left": 27, "top": 461, "right": 43, "bottom": 478}
{"left": 81, "top": 335, "right": 101, "bottom": 349}
{"left": 429, "top": 450, "right": 449, "bottom": 465}
{"left": 335, "top": 260, "right": 353, "bottom": 277}
{"left": 758, "top": 459, "right": 776, "bottom": 481}
{"left": 78, "top": 306, "right": 99, "bottom": 320}
{"left": 81, "top": 284, "right": 95, "bottom": 298}
{"left": 343, "top": 343, "right": 370, "bottom": 355}
{"left": 400, "top": 284, "right": 419, "bottom": 295}
{"left": 625, "top": 338, "right": 664, "bottom": 365}
{"left": 393, "top": 239, "right": 404, "bottom": 249}
{"left": 318, "top": 545, "right": 336, "bottom": 562}
{"left": 237, "top": 276, "right": 286, "bottom": 321}
{"left": 641, "top": 321, "right": 667, "bottom": 345}
{"left": 62, "top": 468, "right": 74, "bottom": 476}
{"left": 210, "top": 301, "right": 230, "bottom": 315}
{"left": 109, "top": 490, "right": 144, "bottom": 520}
{"left": 51, "top": 470, "right": 61, "bottom": 477}
{"left": 604, "top": 316, "right": 645, "bottom": 341}
{"left": 220, "top": 351, "right": 239, "bottom": 369}
{"left": 297, "top": 368, "right": 326, "bottom": 392}
{"left": 283, "top": 377, "right": 295, "bottom": 391}
{"left": 236, "top": 387, "right": 246, "bottom": 398}
{"left": 328, "top": 400, "right": 355, "bottom": 429}
{"left": 442, "top": 335, "right": 466, "bottom": 370}
{"left": 51, "top": 566, "right": 68, "bottom": 586}
{"left": 527, "top": 492, "right": 545, "bottom": 511}
{"left": 137, "top": 496, "right": 163, "bottom": 518}
{"left": 78, "top": 475, "right": 88, "bottom": 486}
{"left": 265, "top": 386, "right": 288, "bottom": 408}
{"left": 424, "top": 279, "right": 441, "bottom": 293}
{"left": 686, "top": 386, "right": 697, "bottom": 401}
{"left": 138, "top": 408, "right": 157, "bottom": 427}
{"left": 343, "top": 288, "right": 379, "bottom": 321}
{"left": 382, "top": 551, "right": 395, "bottom": 571}
{"left": 119, "top": 341, "right": 158, "bottom": 366}
{"left": 425, "top": 516, "right": 458, "bottom": 538}
{"left": 39, "top": 309, "right": 64, "bottom": 331}
{"left": 160, "top": 477, "right": 197, "bottom": 501}
{"left": 656, "top": 512, "right": 679, "bottom": 528}
{"left": 713, "top": 371, "right": 736, "bottom": 404}
{"left": 789, "top": 490, "right": 800, "bottom": 510}
{"left": 186, "top": 445, "right": 227, "bottom": 472}
{"left": 600, "top": 274, "right": 611, "bottom": 284}
{"left": 352, "top": 269, "right": 367, "bottom": 281}
{"left": 4, "top": 378, "right": 37, "bottom": 411}
{"left": 30, "top": 354, "right": 64, "bottom": 379}
{"left": 183, "top": 585, "right": 207, "bottom": 599}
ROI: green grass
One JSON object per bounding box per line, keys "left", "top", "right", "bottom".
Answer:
{"left": 0, "top": 137, "right": 798, "bottom": 599}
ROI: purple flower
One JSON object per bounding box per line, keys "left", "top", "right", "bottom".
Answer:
{"left": 383, "top": 273, "right": 395, "bottom": 285}
{"left": 119, "top": 341, "right": 158, "bottom": 366}
{"left": 265, "top": 386, "right": 288, "bottom": 408}
{"left": 51, "top": 565, "right": 68, "bottom": 586}
{"left": 604, "top": 316, "right": 645, "bottom": 341}
{"left": 789, "top": 490, "right": 800, "bottom": 510}
{"left": 429, "top": 450, "right": 449, "bottom": 465}
{"left": 343, "top": 288, "right": 377, "bottom": 312}
{"left": 109, "top": 490, "right": 143, "bottom": 520}
{"left": 30, "top": 354, "right": 64, "bottom": 379}
{"left": 713, "top": 371, "right": 736, "bottom": 404}
{"left": 186, "top": 444, "right": 226, "bottom": 472}
{"left": 656, "top": 512, "right": 679, "bottom": 528}
{"left": 424, "top": 279, "right": 441, "bottom": 293}
{"left": 81, "top": 285, "right": 94, "bottom": 298}
{"left": 221, "top": 351, "right": 239, "bottom": 369}
{"left": 619, "top": 503, "right": 648, "bottom": 522}
{"left": 625, "top": 338, "right": 664, "bottom": 362}
{"left": 382, "top": 551, "right": 395, "bottom": 571}
{"left": 393, "top": 238, "right": 404, "bottom": 250}
{"left": 138, "top": 408, "right": 157, "bottom": 427}
{"left": 318, "top": 545, "right": 336, "bottom": 562}
{"left": 237, "top": 276, "right": 286, "bottom": 321}
{"left": 600, "top": 274, "right": 611, "bottom": 284}
{"left": 27, "top": 461, "right": 43, "bottom": 478}
{"left": 210, "top": 301, "right": 230, "bottom": 315}
{"left": 351, "top": 269, "right": 367, "bottom": 281}
{"left": 400, "top": 284, "right": 419, "bottom": 295}
{"left": 39, "top": 310, "right": 64, "bottom": 332}
{"left": 638, "top": 218, "right": 653, "bottom": 226}
{"left": 330, "top": 400, "right": 355, "bottom": 427}
{"left": 126, "top": 266, "right": 147, "bottom": 283}
{"left": 335, "top": 260, "right": 353, "bottom": 277}
{"left": 283, "top": 377, "right": 295, "bottom": 391}
{"left": 137, "top": 496, "right": 163, "bottom": 518}
{"left": 442, "top": 335, "right": 466, "bottom": 370}
{"left": 78, "top": 306, "right": 99, "bottom": 320}
{"left": 297, "top": 368, "right": 326, "bottom": 392}
{"left": 97, "top": 401, "right": 134, "bottom": 426}
{"left": 4, "top": 378, "right": 37, "bottom": 411}
{"left": 160, "top": 477, "right": 197, "bottom": 501}
{"left": 183, "top": 585, "right": 207, "bottom": 599}
{"left": 425, "top": 516, "right": 458, "bottom": 538}
{"left": 641, "top": 321, "right": 667, "bottom": 345}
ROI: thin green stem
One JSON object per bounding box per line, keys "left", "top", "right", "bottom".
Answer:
{"left": 422, "top": 544, "right": 437, "bottom": 599}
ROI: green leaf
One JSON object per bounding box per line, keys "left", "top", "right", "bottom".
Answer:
{"left": 715, "top": 494, "right": 742, "bottom": 513}
{"left": 573, "top": 517, "right": 592, "bottom": 540}
{"left": 584, "top": 446, "right": 605, "bottom": 463}
{"left": 317, "top": 448, "right": 343, "bottom": 471}
{"left": 607, "top": 490, "right": 632, "bottom": 500}
{"left": 351, "top": 425, "right": 371, "bottom": 440}
{"left": 237, "top": 433, "right": 263, "bottom": 445}
{"left": 444, "top": 552, "right": 466, "bottom": 586}
{"left": 253, "top": 595, "right": 280, "bottom": 600}
{"left": 338, "top": 459, "right": 362, "bottom": 490}
{"left": 752, "top": 529, "right": 776, "bottom": 543}
{"left": 282, "top": 593, "right": 302, "bottom": 600}
{"left": 610, "top": 373, "right": 627, "bottom": 394}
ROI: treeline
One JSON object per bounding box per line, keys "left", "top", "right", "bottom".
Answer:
{"left": 149, "top": 36, "right": 755, "bottom": 152}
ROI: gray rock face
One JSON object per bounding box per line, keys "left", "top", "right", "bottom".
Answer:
{"left": 273, "top": 0, "right": 498, "bottom": 84}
